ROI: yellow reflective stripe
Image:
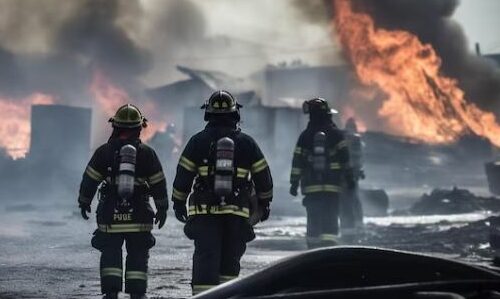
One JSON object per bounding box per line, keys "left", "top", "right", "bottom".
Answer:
{"left": 188, "top": 205, "right": 250, "bottom": 218}
{"left": 179, "top": 156, "right": 196, "bottom": 172}
{"left": 220, "top": 275, "right": 238, "bottom": 283}
{"left": 257, "top": 189, "right": 273, "bottom": 199}
{"left": 291, "top": 168, "right": 302, "bottom": 175}
{"left": 125, "top": 271, "right": 147, "bottom": 281}
{"left": 336, "top": 140, "right": 348, "bottom": 150}
{"left": 320, "top": 234, "right": 338, "bottom": 241}
{"left": 97, "top": 224, "right": 153, "bottom": 233}
{"left": 192, "top": 284, "right": 217, "bottom": 294}
{"left": 330, "top": 163, "right": 341, "bottom": 170}
{"left": 251, "top": 158, "right": 268, "bottom": 174}
{"left": 303, "top": 185, "right": 341, "bottom": 193}
{"left": 304, "top": 185, "right": 323, "bottom": 193}
{"left": 324, "top": 185, "right": 341, "bottom": 192}
{"left": 148, "top": 171, "right": 165, "bottom": 185}
{"left": 101, "top": 267, "right": 123, "bottom": 278}
{"left": 198, "top": 166, "right": 209, "bottom": 176}
{"left": 236, "top": 168, "right": 250, "bottom": 178}
{"left": 172, "top": 188, "right": 188, "bottom": 201}
{"left": 294, "top": 147, "right": 302, "bottom": 155}
{"left": 85, "top": 166, "right": 103, "bottom": 181}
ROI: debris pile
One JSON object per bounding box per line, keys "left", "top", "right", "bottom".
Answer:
{"left": 411, "top": 187, "right": 500, "bottom": 215}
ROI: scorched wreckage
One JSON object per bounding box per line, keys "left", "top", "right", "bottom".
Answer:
{"left": 0, "top": 0, "right": 500, "bottom": 298}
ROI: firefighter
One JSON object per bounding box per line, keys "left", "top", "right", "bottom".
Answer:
{"left": 171, "top": 90, "right": 273, "bottom": 295}
{"left": 78, "top": 104, "right": 168, "bottom": 299}
{"left": 289, "top": 98, "right": 354, "bottom": 249}
{"left": 340, "top": 117, "right": 365, "bottom": 235}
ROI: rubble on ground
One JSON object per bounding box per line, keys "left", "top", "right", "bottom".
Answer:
{"left": 410, "top": 187, "right": 500, "bottom": 215}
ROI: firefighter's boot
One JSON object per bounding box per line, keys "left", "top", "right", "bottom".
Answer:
{"left": 102, "top": 293, "right": 118, "bottom": 299}
{"left": 130, "top": 293, "right": 147, "bottom": 299}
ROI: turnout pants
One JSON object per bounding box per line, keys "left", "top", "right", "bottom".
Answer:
{"left": 340, "top": 182, "right": 363, "bottom": 230}
{"left": 303, "top": 193, "right": 340, "bottom": 249}
{"left": 91, "top": 231, "right": 156, "bottom": 294}
{"left": 184, "top": 214, "right": 255, "bottom": 295}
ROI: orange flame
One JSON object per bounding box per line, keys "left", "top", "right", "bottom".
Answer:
{"left": 0, "top": 93, "right": 55, "bottom": 159}
{"left": 89, "top": 70, "right": 166, "bottom": 141}
{"left": 334, "top": 0, "right": 500, "bottom": 146}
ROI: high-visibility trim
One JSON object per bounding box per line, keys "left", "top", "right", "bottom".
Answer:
{"left": 336, "top": 140, "right": 348, "bottom": 149}
{"left": 251, "top": 158, "right": 268, "bottom": 174}
{"left": 125, "top": 271, "right": 147, "bottom": 281}
{"left": 236, "top": 168, "right": 250, "bottom": 178}
{"left": 134, "top": 177, "right": 150, "bottom": 186}
{"left": 78, "top": 194, "right": 92, "bottom": 205}
{"left": 85, "top": 166, "right": 103, "bottom": 181}
{"left": 294, "top": 147, "right": 302, "bottom": 155}
{"left": 257, "top": 189, "right": 273, "bottom": 200}
{"left": 220, "top": 275, "right": 238, "bottom": 283}
{"left": 148, "top": 171, "right": 165, "bottom": 185}
{"left": 192, "top": 284, "right": 217, "bottom": 295}
{"left": 97, "top": 223, "right": 153, "bottom": 233}
{"left": 320, "top": 234, "right": 338, "bottom": 241}
{"left": 329, "top": 141, "right": 347, "bottom": 157}
{"left": 172, "top": 188, "right": 188, "bottom": 201}
{"left": 198, "top": 166, "right": 209, "bottom": 176}
{"left": 303, "top": 184, "right": 341, "bottom": 194}
{"left": 330, "top": 163, "right": 341, "bottom": 170}
{"left": 101, "top": 267, "right": 123, "bottom": 278}
{"left": 188, "top": 204, "right": 250, "bottom": 218}
{"left": 179, "top": 156, "right": 197, "bottom": 172}
{"left": 291, "top": 168, "right": 302, "bottom": 175}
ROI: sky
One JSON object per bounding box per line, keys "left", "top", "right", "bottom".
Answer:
{"left": 453, "top": 0, "right": 500, "bottom": 54}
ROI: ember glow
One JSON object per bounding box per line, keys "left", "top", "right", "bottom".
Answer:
{"left": 334, "top": 0, "right": 500, "bottom": 146}
{"left": 0, "top": 93, "right": 55, "bottom": 159}
{"left": 90, "top": 70, "right": 166, "bottom": 141}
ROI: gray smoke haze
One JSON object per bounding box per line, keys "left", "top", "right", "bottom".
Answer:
{"left": 0, "top": 0, "right": 339, "bottom": 103}
{"left": 355, "top": 0, "right": 500, "bottom": 114}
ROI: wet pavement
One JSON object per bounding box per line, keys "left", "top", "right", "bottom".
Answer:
{"left": 0, "top": 200, "right": 497, "bottom": 299}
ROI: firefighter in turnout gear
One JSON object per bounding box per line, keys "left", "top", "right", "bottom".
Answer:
{"left": 340, "top": 117, "right": 365, "bottom": 234}
{"left": 172, "top": 90, "right": 273, "bottom": 295}
{"left": 78, "top": 104, "right": 168, "bottom": 299}
{"left": 289, "top": 98, "right": 354, "bottom": 249}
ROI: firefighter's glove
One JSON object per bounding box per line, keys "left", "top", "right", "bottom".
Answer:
{"left": 260, "top": 200, "right": 271, "bottom": 222}
{"left": 173, "top": 200, "right": 188, "bottom": 223}
{"left": 359, "top": 169, "right": 366, "bottom": 180}
{"left": 79, "top": 203, "right": 91, "bottom": 220}
{"left": 289, "top": 182, "right": 299, "bottom": 197}
{"left": 155, "top": 208, "right": 167, "bottom": 229}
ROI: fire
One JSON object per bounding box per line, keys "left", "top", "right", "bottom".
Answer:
{"left": 90, "top": 70, "right": 166, "bottom": 141}
{"left": 334, "top": 0, "right": 500, "bottom": 146}
{"left": 0, "top": 93, "right": 55, "bottom": 159}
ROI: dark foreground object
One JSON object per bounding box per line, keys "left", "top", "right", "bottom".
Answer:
{"left": 194, "top": 246, "right": 500, "bottom": 299}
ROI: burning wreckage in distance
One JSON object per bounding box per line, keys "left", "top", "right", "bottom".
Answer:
{"left": 1, "top": 0, "right": 500, "bottom": 298}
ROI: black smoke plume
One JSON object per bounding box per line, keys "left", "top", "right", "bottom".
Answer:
{"left": 351, "top": 0, "right": 500, "bottom": 114}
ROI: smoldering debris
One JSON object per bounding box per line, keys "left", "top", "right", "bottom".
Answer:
{"left": 410, "top": 187, "right": 500, "bottom": 215}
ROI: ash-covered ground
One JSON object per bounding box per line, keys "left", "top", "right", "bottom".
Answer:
{"left": 0, "top": 188, "right": 498, "bottom": 299}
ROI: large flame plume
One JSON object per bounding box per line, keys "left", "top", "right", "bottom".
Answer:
{"left": 90, "top": 70, "right": 166, "bottom": 141}
{"left": 334, "top": 0, "right": 500, "bottom": 146}
{"left": 0, "top": 93, "right": 55, "bottom": 159}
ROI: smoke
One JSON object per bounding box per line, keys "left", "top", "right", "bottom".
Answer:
{"left": 349, "top": 0, "right": 500, "bottom": 114}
